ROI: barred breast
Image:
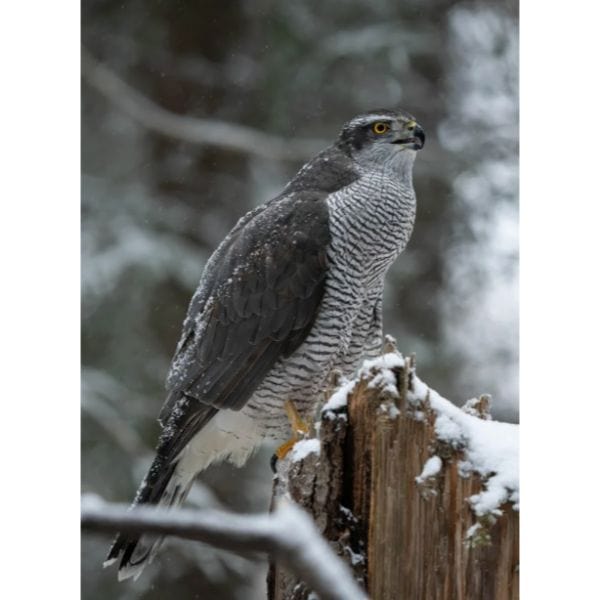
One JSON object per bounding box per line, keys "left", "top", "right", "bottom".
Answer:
{"left": 244, "top": 172, "right": 415, "bottom": 429}
{"left": 177, "top": 170, "right": 416, "bottom": 472}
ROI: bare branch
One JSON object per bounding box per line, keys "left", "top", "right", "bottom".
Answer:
{"left": 81, "top": 47, "right": 327, "bottom": 162}
{"left": 81, "top": 496, "right": 367, "bottom": 600}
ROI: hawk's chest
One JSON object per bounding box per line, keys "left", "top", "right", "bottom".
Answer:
{"left": 326, "top": 173, "right": 416, "bottom": 285}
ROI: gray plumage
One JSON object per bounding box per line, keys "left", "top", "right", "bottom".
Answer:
{"left": 106, "top": 108, "right": 425, "bottom": 579}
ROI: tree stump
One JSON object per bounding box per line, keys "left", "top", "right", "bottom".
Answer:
{"left": 268, "top": 350, "right": 519, "bottom": 600}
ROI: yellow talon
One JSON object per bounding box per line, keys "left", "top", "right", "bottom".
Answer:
{"left": 275, "top": 438, "right": 296, "bottom": 460}
{"left": 284, "top": 399, "right": 310, "bottom": 436}
{"left": 275, "top": 400, "right": 311, "bottom": 460}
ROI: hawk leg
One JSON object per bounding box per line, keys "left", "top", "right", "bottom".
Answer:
{"left": 270, "top": 400, "right": 310, "bottom": 471}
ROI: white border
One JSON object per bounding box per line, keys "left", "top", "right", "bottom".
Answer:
{"left": 1, "top": 4, "right": 80, "bottom": 596}
{"left": 3, "top": 1, "right": 599, "bottom": 596}
{"left": 521, "top": 1, "right": 600, "bottom": 597}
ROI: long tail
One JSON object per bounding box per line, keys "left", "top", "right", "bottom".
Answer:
{"left": 103, "top": 456, "right": 190, "bottom": 580}
{"left": 104, "top": 402, "right": 218, "bottom": 581}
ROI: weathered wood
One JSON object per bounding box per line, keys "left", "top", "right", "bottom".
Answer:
{"left": 268, "top": 393, "right": 366, "bottom": 600}
{"left": 269, "top": 353, "right": 519, "bottom": 600}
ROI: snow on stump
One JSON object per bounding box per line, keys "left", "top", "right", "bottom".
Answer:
{"left": 269, "top": 346, "right": 519, "bottom": 600}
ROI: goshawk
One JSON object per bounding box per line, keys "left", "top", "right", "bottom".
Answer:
{"left": 106, "top": 108, "right": 425, "bottom": 579}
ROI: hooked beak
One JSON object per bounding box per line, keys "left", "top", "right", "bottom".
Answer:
{"left": 392, "top": 123, "right": 426, "bottom": 150}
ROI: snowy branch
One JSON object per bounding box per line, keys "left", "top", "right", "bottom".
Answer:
{"left": 81, "top": 48, "right": 326, "bottom": 162}
{"left": 81, "top": 496, "right": 366, "bottom": 600}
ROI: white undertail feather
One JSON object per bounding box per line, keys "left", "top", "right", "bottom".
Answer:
{"left": 177, "top": 409, "right": 264, "bottom": 471}
{"left": 111, "top": 410, "right": 264, "bottom": 581}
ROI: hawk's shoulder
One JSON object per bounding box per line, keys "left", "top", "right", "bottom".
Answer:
{"left": 284, "top": 144, "right": 360, "bottom": 195}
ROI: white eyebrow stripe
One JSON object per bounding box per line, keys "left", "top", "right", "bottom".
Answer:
{"left": 349, "top": 114, "right": 398, "bottom": 126}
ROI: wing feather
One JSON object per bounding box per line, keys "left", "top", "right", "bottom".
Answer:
{"left": 157, "top": 190, "right": 331, "bottom": 455}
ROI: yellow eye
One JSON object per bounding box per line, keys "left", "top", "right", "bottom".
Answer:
{"left": 372, "top": 122, "right": 390, "bottom": 134}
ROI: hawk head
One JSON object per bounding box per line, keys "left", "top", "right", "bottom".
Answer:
{"left": 338, "top": 109, "right": 425, "bottom": 168}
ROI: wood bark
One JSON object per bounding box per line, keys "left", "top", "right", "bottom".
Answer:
{"left": 268, "top": 355, "right": 519, "bottom": 600}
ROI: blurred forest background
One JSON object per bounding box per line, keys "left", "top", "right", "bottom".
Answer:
{"left": 81, "top": 0, "right": 518, "bottom": 598}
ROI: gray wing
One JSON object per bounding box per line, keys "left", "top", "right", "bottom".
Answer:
{"left": 155, "top": 189, "right": 331, "bottom": 463}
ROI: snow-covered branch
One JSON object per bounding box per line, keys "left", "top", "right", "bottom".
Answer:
{"left": 81, "top": 496, "right": 366, "bottom": 600}
{"left": 81, "top": 48, "right": 326, "bottom": 162}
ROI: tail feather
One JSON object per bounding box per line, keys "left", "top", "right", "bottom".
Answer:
{"left": 105, "top": 456, "right": 198, "bottom": 581}
{"left": 105, "top": 400, "right": 218, "bottom": 581}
